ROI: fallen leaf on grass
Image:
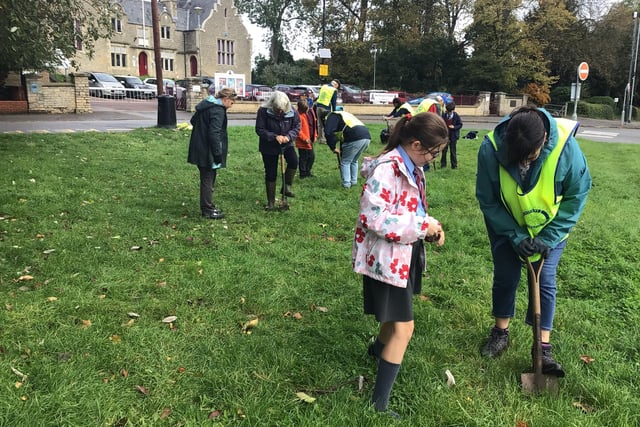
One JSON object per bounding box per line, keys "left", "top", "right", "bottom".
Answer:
{"left": 80, "top": 319, "right": 92, "bottom": 329}
{"left": 572, "top": 401, "right": 594, "bottom": 414}
{"left": 135, "top": 385, "right": 149, "bottom": 395}
{"left": 241, "top": 317, "right": 259, "bottom": 333}
{"left": 17, "top": 275, "right": 34, "bottom": 281}
{"left": 162, "top": 316, "right": 177, "bottom": 323}
{"left": 109, "top": 335, "right": 122, "bottom": 344}
{"left": 445, "top": 369, "right": 456, "bottom": 387}
{"left": 419, "top": 295, "right": 431, "bottom": 302}
{"left": 310, "top": 304, "right": 328, "bottom": 313}
{"left": 516, "top": 421, "right": 529, "bottom": 427}
{"left": 580, "top": 355, "right": 595, "bottom": 364}
{"left": 47, "top": 296, "right": 58, "bottom": 302}
{"left": 15, "top": 381, "right": 23, "bottom": 388}
{"left": 293, "top": 312, "right": 303, "bottom": 320}
{"left": 295, "top": 391, "right": 316, "bottom": 403}
{"left": 208, "top": 410, "right": 222, "bottom": 419}
{"left": 42, "top": 249, "right": 55, "bottom": 254}
{"left": 127, "top": 312, "right": 140, "bottom": 318}
{"left": 177, "top": 367, "right": 186, "bottom": 373}
{"left": 160, "top": 407, "right": 171, "bottom": 419}
{"left": 121, "top": 369, "right": 129, "bottom": 378}
{"left": 129, "top": 246, "right": 142, "bottom": 251}
{"left": 35, "top": 234, "right": 45, "bottom": 239}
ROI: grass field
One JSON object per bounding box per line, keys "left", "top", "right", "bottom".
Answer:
{"left": 0, "top": 124, "right": 639, "bottom": 426}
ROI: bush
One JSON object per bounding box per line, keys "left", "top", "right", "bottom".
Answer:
{"left": 550, "top": 86, "right": 571, "bottom": 104}
{"left": 567, "top": 100, "right": 615, "bottom": 119}
{"left": 587, "top": 96, "right": 616, "bottom": 109}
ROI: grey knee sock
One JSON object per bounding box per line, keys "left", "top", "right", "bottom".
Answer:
{"left": 371, "top": 358, "right": 401, "bottom": 412}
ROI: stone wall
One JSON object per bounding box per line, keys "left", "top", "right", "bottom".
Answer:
{"left": 25, "top": 73, "right": 92, "bottom": 114}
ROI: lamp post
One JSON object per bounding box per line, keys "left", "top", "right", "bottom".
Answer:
{"left": 370, "top": 44, "right": 379, "bottom": 90}
{"left": 193, "top": 6, "right": 203, "bottom": 77}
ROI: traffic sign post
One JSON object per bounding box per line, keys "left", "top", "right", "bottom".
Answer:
{"left": 572, "top": 62, "right": 589, "bottom": 120}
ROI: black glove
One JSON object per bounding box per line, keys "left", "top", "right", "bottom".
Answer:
{"left": 532, "top": 237, "right": 550, "bottom": 259}
{"left": 515, "top": 238, "right": 535, "bottom": 258}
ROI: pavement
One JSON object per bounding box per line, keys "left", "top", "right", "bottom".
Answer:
{"left": 1, "top": 100, "right": 639, "bottom": 133}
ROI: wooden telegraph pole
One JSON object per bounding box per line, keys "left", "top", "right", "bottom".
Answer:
{"left": 151, "top": 0, "right": 163, "bottom": 96}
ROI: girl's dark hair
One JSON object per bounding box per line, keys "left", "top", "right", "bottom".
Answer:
{"left": 382, "top": 112, "right": 449, "bottom": 154}
{"left": 297, "top": 99, "right": 308, "bottom": 113}
{"left": 505, "top": 106, "right": 547, "bottom": 164}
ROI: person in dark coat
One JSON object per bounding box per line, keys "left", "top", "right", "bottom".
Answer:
{"left": 255, "top": 91, "right": 301, "bottom": 210}
{"left": 440, "top": 101, "right": 463, "bottom": 169}
{"left": 187, "top": 86, "right": 237, "bottom": 219}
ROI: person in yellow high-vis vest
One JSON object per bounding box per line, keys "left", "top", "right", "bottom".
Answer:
{"left": 315, "top": 79, "right": 340, "bottom": 144}
{"left": 475, "top": 106, "right": 592, "bottom": 378}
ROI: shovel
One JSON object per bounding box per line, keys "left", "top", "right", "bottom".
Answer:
{"left": 278, "top": 151, "right": 290, "bottom": 211}
{"left": 521, "top": 257, "right": 559, "bottom": 395}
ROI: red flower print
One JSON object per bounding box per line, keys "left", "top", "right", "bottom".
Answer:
{"left": 355, "top": 227, "right": 366, "bottom": 243}
{"left": 385, "top": 232, "right": 400, "bottom": 242}
{"left": 407, "top": 197, "right": 419, "bottom": 212}
{"left": 392, "top": 163, "right": 401, "bottom": 177}
{"left": 380, "top": 188, "right": 391, "bottom": 203}
{"left": 359, "top": 214, "right": 369, "bottom": 229}
{"left": 390, "top": 258, "right": 399, "bottom": 273}
{"left": 367, "top": 255, "right": 376, "bottom": 266}
{"left": 399, "top": 190, "right": 408, "bottom": 207}
{"left": 399, "top": 264, "right": 410, "bottom": 280}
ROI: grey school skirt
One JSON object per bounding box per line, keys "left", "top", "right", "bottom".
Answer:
{"left": 363, "top": 240, "right": 425, "bottom": 323}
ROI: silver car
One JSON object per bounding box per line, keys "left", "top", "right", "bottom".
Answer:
{"left": 88, "top": 72, "right": 126, "bottom": 98}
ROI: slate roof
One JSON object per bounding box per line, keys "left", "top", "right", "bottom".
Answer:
{"left": 116, "top": 0, "right": 219, "bottom": 32}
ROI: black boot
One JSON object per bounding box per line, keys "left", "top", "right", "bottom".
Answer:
{"left": 282, "top": 168, "right": 296, "bottom": 197}
{"left": 264, "top": 181, "right": 276, "bottom": 211}
{"left": 538, "top": 343, "right": 565, "bottom": 377}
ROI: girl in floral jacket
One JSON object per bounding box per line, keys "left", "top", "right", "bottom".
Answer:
{"left": 353, "top": 112, "right": 449, "bottom": 416}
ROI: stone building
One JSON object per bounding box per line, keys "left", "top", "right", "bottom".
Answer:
{"left": 75, "top": 0, "right": 252, "bottom": 82}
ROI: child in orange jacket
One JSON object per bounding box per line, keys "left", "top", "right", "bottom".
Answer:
{"left": 295, "top": 100, "right": 317, "bottom": 178}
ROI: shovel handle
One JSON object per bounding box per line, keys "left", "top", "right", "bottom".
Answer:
{"left": 526, "top": 258, "right": 545, "bottom": 377}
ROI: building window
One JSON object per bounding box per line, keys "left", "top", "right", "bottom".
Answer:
{"left": 161, "top": 26, "right": 170, "bottom": 39}
{"left": 217, "top": 39, "right": 234, "bottom": 66}
{"left": 162, "top": 56, "right": 174, "bottom": 72}
{"left": 112, "top": 18, "right": 122, "bottom": 33}
{"left": 111, "top": 47, "right": 127, "bottom": 67}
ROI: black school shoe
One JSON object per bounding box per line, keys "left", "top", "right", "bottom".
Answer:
{"left": 202, "top": 208, "right": 224, "bottom": 220}
{"left": 480, "top": 327, "right": 509, "bottom": 358}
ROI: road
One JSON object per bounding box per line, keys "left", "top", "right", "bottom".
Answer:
{"left": 1, "top": 99, "right": 639, "bottom": 144}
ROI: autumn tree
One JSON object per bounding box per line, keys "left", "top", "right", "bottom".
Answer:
{"left": 0, "top": 0, "right": 115, "bottom": 79}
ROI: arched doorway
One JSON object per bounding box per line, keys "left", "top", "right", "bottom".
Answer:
{"left": 138, "top": 52, "right": 149, "bottom": 76}
{"left": 190, "top": 56, "right": 198, "bottom": 77}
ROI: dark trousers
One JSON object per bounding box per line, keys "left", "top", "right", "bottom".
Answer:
{"left": 261, "top": 146, "right": 299, "bottom": 182}
{"left": 198, "top": 166, "right": 217, "bottom": 213}
{"left": 441, "top": 138, "right": 458, "bottom": 168}
{"left": 298, "top": 147, "right": 315, "bottom": 177}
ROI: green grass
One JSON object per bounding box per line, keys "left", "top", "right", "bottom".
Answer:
{"left": 0, "top": 125, "right": 639, "bottom": 426}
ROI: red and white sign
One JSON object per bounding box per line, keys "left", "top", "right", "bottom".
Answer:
{"left": 578, "top": 62, "right": 589, "bottom": 81}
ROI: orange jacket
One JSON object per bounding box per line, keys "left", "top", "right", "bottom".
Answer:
{"left": 295, "top": 111, "right": 312, "bottom": 150}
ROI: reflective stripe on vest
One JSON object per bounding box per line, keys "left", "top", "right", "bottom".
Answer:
{"left": 400, "top": 102, "right": 415, "bottom": 115}
{"left": 488, "top": 118, "right": 577, "bottom": 239}
{"left": 415, "top": 98, "right": 436, "bottom": 114}
{"left": 317, "top": 85, "right": 336, "bottom": 108}
{"left": 333, "top": 111, "right": 364, "bottom": 128}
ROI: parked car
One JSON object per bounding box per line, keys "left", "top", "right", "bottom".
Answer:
{"left": 339, "top": 84, "right": 365, "bottom": 104}
{"left": 408, "top": 91, "right": 454, "bottom": 106}
{"left": 114, "top": 75, "right": 156, "bottom": 99}
{"left": 88, "top": 72, "right": 126, "bottom": 98}
{"left": 272, "top": 84, "right": 306, "bottom": 102}
{"left": 244, "top": 84, "right": 274, "bottom": 101}
{"left": 143, "top": 78, "right": 181, "bottom": 96}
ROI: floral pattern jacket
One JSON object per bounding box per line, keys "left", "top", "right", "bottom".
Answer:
{"left": 352, "top": 149, "right": 441, "bottom": 288}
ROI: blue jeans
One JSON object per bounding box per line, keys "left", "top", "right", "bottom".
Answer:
{"left": 340, "top": 138, "right": 370, "bottom": 188}
{"left": 487, "top": 225, "right": 567, "bottom": 331}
